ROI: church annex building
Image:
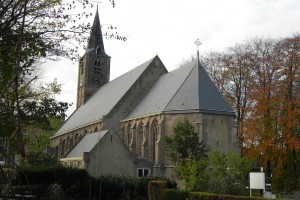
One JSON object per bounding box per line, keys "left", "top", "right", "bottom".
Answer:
{"left": 50, "top": 9, "right": 239, "bottom": 178}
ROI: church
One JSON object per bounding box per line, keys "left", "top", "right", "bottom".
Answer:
{"left": 50, "top": 8, "right": 239, "bottom": 178}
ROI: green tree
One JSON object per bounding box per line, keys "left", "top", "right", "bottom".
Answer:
{"left": 177, "top": 152, "right": 253, "bottom": 195}
{"left": 206, "top": 152, "right": 253, "bottom": 195}
{"left": 164, "top": 118, "right": 208, "bottom": 165}
{"left": 0, "top": 0, "right": 124, "bottom": 162}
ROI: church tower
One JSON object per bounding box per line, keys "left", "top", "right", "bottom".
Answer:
{"left": 76, "top": 7, "right": 111, "bottom": 108}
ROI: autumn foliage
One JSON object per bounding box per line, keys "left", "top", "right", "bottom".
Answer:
{"left": 203, "top": 34, "right": 300, "bottom": 177}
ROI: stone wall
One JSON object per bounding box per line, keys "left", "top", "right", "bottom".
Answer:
{"left": 85, "top": 131, "right": 136, "bottom": 177}
{"left": 120, "top": 112, "right": 239, "bottom": 177}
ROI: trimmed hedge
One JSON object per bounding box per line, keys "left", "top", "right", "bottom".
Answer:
{"left": 148, "top": 181, "right": 168, "bottom": 200}
{"left": 189, "top": 192, "right": 262, "bottom": 200}
{"left": 15, "top": 165, "right": 176, "bottom": 200}
{"left": 160, "top": 190, "right": 263, "bottom": 200}
{"left": 159, "top": 189, "right": 189, "bottom": 200}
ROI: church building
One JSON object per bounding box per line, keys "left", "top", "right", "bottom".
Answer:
{"left": 50, "top": 9, "right": 239, "bottom": 178}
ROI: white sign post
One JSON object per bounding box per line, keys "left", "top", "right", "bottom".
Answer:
{"left": 249, "top": 172, "right": 265, "bottom": 196}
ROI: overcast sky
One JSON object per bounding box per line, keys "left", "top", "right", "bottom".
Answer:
{"left": 42, "top": 0, "right": 300, "bottom": 117}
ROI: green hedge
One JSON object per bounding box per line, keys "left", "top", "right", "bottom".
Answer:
{"left": 159, "top": 189, "right": 189, "bottom": 200}
{"left": 148, "top": 181, "right": 168, "bottom": 200}
{"left": 189, "top": 192, "right": 262, "bottom": 200}
{"left": 160, "top": 190, "right": 263, "bottom": 200}
{"left": 15, "top": 165, "right": 176, "bottom": 200}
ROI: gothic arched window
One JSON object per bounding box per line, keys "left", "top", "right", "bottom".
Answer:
{"left": 126, "top": 124, "right": 131, "bottom": 146}
{"left": 138, "top": 123, "right": 143, "bottom": 157}
{"left": 66, "top": 136, "right": 70, "bottom": 151}
{"left": 60, "top": 140, "right": 66, "bottom": 156}
{"left": 70, "top": 137, "right": 73, "bottom": 149}
{"left": 151, "top": 120, "right": 159, "bottom": 162}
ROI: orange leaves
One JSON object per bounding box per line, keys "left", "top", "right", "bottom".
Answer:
{"left": 205, "top": 34, "right": 300, "bottom": 173}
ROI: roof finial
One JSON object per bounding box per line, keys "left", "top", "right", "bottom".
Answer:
{"left": 93, "top": 0, "right": 102, "bottom": 9}
{"left": 194, "top": 39, "right": 202, "bottom": 62}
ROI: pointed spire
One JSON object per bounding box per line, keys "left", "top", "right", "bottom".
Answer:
{"left": 86, "top": 6, "right": 105, "bottom": 54}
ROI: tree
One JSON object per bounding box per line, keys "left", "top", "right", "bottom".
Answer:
{"left": 0, "top": 0, "right": 125, "bottom": 162}
{"left": 203, "top": 46, "right": 253, "bottom": 154}
{"left": 25, "top": 118, "right": 63, "bottom": 166}
{"left": 177, "top": 152, "right": 253, "bottom": 195}
{"left": 164, "top": 118, "right": 208, "bottom": 165}
{"left": 206, "top": 152, "right": 253, "bottom": 195}
{"left": 203, "top": 35, "right": 300, "bottom": 184}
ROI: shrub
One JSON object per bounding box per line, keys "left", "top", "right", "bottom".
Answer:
{"left": 148, "top": 181, "right": 167, "bottom": 200}
{"left": 189, "top": 192, "right": 263, "bottom": 200}
{"left": 272, "top": 171, "right": 300, "bottom": 193}
{"left": 159, "top": 189, "right": 189, "bottom": 200}
{"left": 15, "top": 165, "right": 177, "bottom": 200}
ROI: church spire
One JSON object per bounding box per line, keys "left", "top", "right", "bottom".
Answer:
{"left": 86, "top": 6, "right": 105, "bottom": 53}
{"left": 77, "top": 6, "right": 111, "bottom": 108}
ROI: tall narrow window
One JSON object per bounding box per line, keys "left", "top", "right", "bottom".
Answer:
{"left": 70, "top": 137, "right": 73, "bottom": 148}
{"left": 66, "top": 136, "right": 70, "bottom": 151}
{"left": 152, "top": 120, "right": 158, "bottom": 162}
{"left": 138, "top": 124, "right": 143, "bottom": 157}
{"left": 94, "top": 60, "right": 101, "bottom": 73}
{"left": 61, "top": 140, "right": 65, "bottom": 156}
{"left": 127, "top": 124, "right": 131, "bottom": 146}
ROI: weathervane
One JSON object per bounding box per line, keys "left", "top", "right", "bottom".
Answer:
{"left": 195, "top": 38, "right": 202, "bottom": 62}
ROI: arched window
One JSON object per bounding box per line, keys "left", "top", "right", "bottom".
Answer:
{"left": 151, "top": 120, "right": 158, "bottom": 162}
{"left": 94, "top": 127, "right": 98, "bottom": 132}
{"left": 94, "top": 60, "right": 101, "bottom": 73}
{"left": 66, "top": 136, "right": 70, "bottom": 150}
{"left": 75, "top": 134, "right": 78, "bottom": 142}
{"left": 138, "top": 123, "right": 143, "bottom": 157}
{"left": 61, "top": 140, "right": 65, "bottom": 156}
{"left": 127, "top": 124, "right": 131, "bottom": 146}
{"left": 70, "top": 137, "right": 73, "bottom": 148}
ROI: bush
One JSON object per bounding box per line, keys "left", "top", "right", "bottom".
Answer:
{"left": 272, "top": 171, "right": 300, "bottom": 193}
{"left": 16, "top": 165, "right": 91, "bottom": 199}
{"left": 189, "top": 192, "right": 263, "bottom": 200}
{"left": 15, "top": 165, "right": 177, "bottom": 200}
{"left": 159, "top": 189, "right": 189, "bottom": 200}
{"left": 148, "top": 181, "right": 167, "bottom": 200}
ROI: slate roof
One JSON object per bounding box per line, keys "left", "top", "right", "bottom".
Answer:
{"left": 65, "top": 130, "right": 108, "bottom": 158}
{"left": 124, "top": 60, "right": 235, "bottom": 120}
{"left": 53, "top": 57, "right": 157, "bottom": 137}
